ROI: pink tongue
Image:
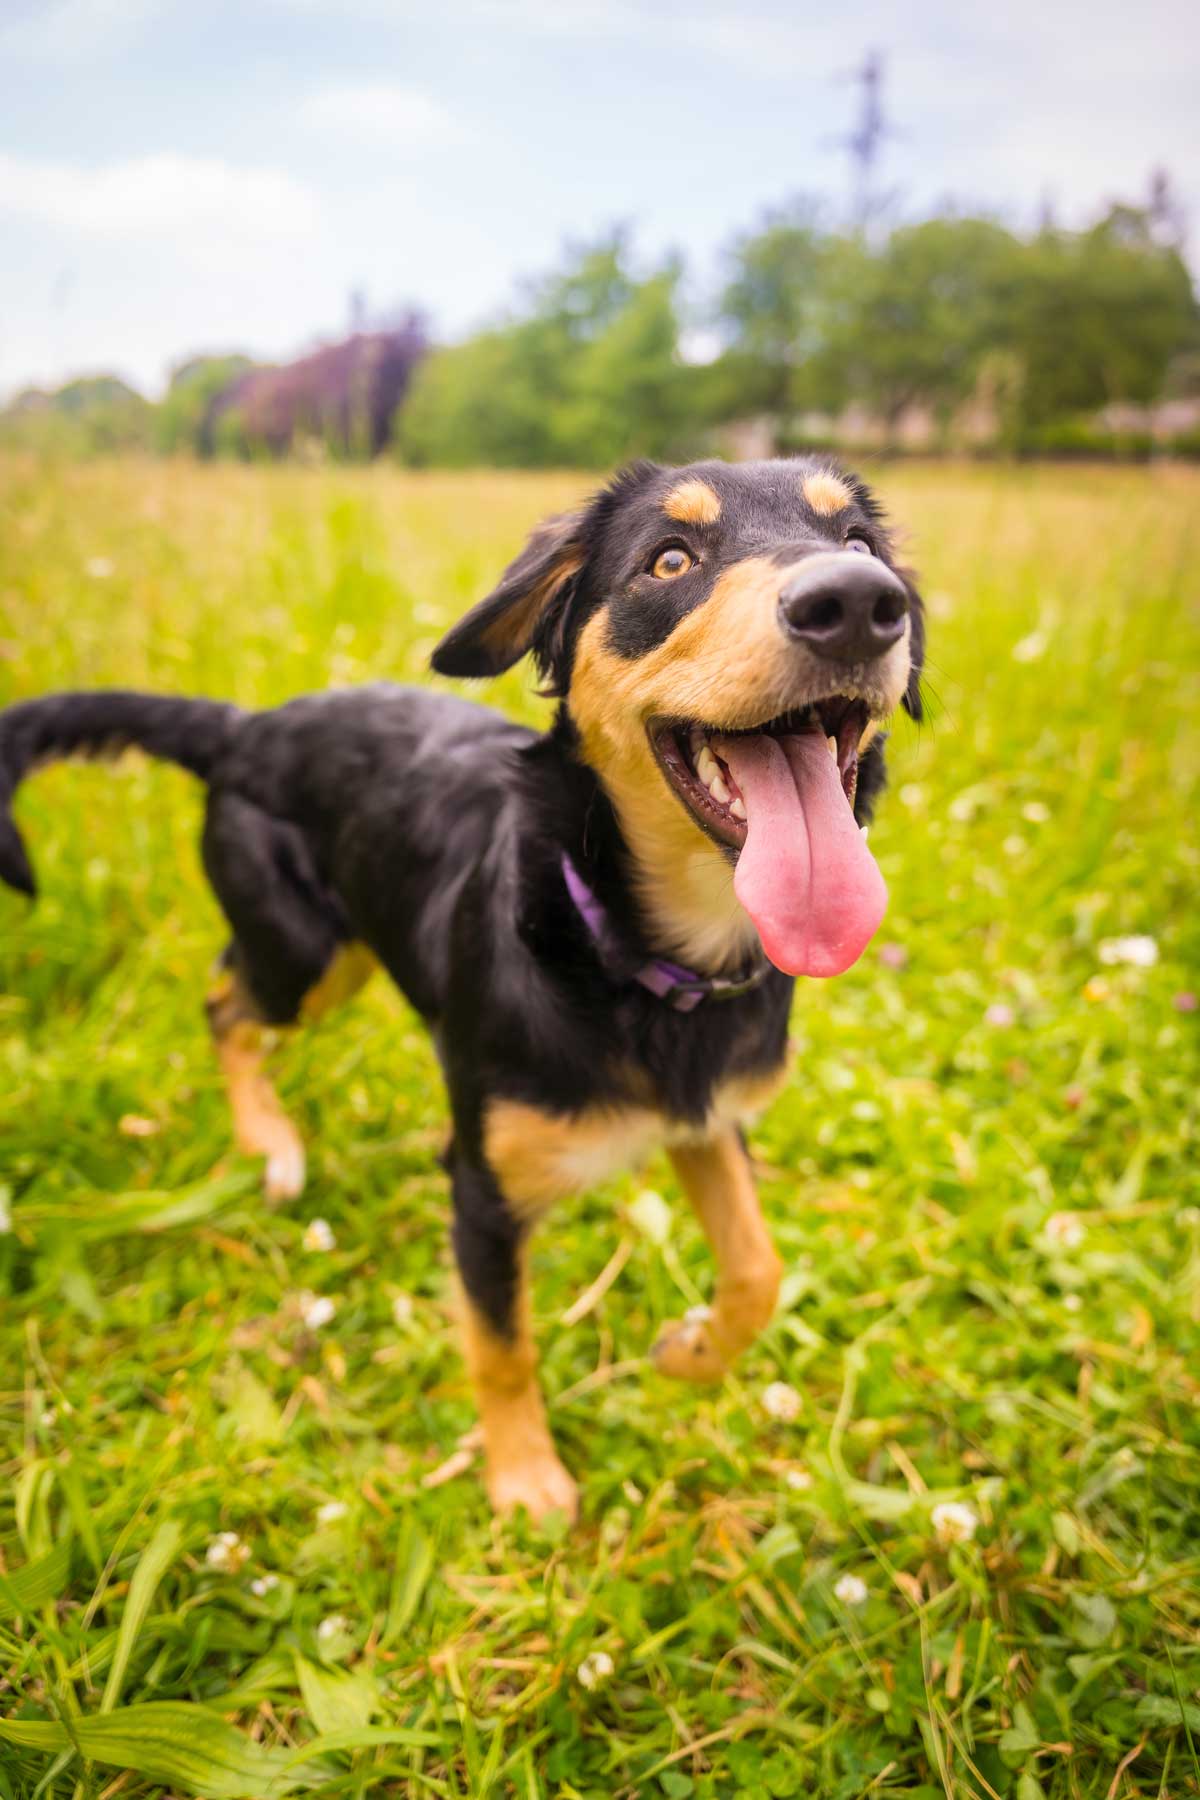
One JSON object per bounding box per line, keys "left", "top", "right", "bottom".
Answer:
{"left": 715, "top": 731, "right": 887, "bottom": 978}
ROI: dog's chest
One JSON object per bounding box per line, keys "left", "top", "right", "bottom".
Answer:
{"left": 483, "top": 1065, "right": 786, "bottom": 1219}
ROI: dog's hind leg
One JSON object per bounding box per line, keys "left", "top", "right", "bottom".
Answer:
{"left": 450, "top": 1156, "right": 578, "bottom": 1523}
{"left": 205, "top": 968, "right": 308, "bottom": 1201}
{"left": 652, "top": 1131, "right": 782, "bottom": 1382}
{"left": 201, "top": 793, "right": 372, "bottom": 1201}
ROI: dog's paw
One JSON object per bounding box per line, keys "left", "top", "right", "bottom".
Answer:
{"left": 488, "top": 1451, "right": 579, "bottom": 1524}
{"left": 651, "top": 1305, "right": 728, "bottom": 1383}
{"left": 263, "top": 1136, "right": 307, "bottom": 1202}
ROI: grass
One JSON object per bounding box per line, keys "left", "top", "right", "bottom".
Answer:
{"left": 0, "top": 453, "right": 1198, "bottom": 1800}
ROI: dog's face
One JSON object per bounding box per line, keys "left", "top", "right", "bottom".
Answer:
{"left": 433, "top": 458, "right": 924, "bottom": 978}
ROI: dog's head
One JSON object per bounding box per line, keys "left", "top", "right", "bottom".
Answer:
{"left": 433, "top": 458, "right": 924, "bottom": 979}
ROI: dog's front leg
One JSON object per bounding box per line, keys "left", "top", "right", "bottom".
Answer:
{"left": 451, "top": 1159, "right": 578, "bottom": 1522}
{"left": 653, "top": 1130, "right": 782, "bottom": 1381}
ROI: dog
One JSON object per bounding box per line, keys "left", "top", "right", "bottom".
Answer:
{"left": 0, "top": 456, "right": 923, "bottom": 1520}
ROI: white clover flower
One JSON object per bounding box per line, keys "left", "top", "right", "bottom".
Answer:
{"left": 1098, "top": 935, "right": 1158, "bottom": 968}
{"left": 762, "top": 1381, "right": 803, "bottom": 1423}
{"left": 785, "top": 1468, "right": 813, "bottom": 1491}
{"left": 85, "top": 556, "right": 114, "bottom": 580}
{"left": 301, "top": 1293, "right": 337, "bottom": 1329}
{"left": 1022, "top": 801, "right": 1051, "bottom": 824}
{"left": 250, "top": 1573, "right": 280, "bottom": 1596}
{"left": 316, "top": 1500, "right": 348, "bottom": 1525}
{"left": 984, "top": 1002, "right": 1015, "bottom": 1028}
{"left": 834, "top": 1573, "right": 869, "bottom": 1606}
{"left": 1043, "top": 1212, "right": 1086, "bottom": 1251}
{"left": 898, "top": 784, "right": 924, "bottom": 809}
{"left": 931, "top": 1500, "right": 979, "bottom": 1545}
{"left": 205, "top": 1531, "right": 249, "bottom": 1574}
{"left": 1063, "top": 1293, "right": 1083, "bottom": 1312}
{"left": 391, "top": 1293, "right": 415, "bottom": 1327}
{"left": 1003, "top": 835, "right": 1027, "bottom": 858}
{"left": 317, "top": 1613, "right": 352, "bottom": 1646}
{"left": 576, "top": 1650, "right": 615, "bottom": 1689}
{"left": 303, "top": 1217, "right": 336, "bottom": 1253}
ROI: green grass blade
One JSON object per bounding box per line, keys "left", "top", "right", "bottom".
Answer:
{"left": 383, "top": 1517, "right": 435, "bottom": 1646}
{"left": 20, "top": 1170, "right": 257, "bottom": 1243}
{"left": 0, "top": 1703, "right": 317, "bottom": 1798}
{"left": 280, "top": 1726, "right": 446, "bottom": 1767}
{"left": 0, "top": 1536, "right": 73, "bottom": 1619}
{"left": 100, "top": 1518, "right": 182, "bottom": 1712}
{"left": 293, "top": 1653, "right": 378, "bottom": 1733}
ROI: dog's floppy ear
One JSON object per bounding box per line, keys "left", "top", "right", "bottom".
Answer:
{"left": 431, "top": 510, "right": 586, "bottom": 679}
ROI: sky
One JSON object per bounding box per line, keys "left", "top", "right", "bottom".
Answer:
{"left": 1, "top": 0, "right": 1197, "bottom": 401}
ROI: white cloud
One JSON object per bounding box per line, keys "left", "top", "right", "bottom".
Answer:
{"left": 0, "top": 0, "right": 166, "bottom": 57}
{"left": 300, "top": 83, "right": 465, "bottom": 148}
{"left": 0, "top": 153, "right": 318, "bottom": 241}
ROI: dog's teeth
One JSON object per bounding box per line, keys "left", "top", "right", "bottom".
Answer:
{"left": 696, "top": 745, "right": 719, "bottom": 783}
{"left": 860, "top": 824, "right": 869, "bottom": 839}
{"left": 689, "top": 726, "right": 704, "bottom": 754}
{"left": 826, "top": 735, "right": 837, "bottom": 760}
{"left": 730, "top": 796, "right": 747, "bottom": 820}
{"left": 710, "top": 776, "right": 731, "bottom": 804}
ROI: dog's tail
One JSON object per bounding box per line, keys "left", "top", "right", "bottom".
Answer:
{"left": 0, "top": 690, "right": 242, "bottom": 897}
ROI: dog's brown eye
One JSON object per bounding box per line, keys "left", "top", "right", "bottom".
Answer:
{"left": 844, "top": 535, "right": 873, "bottom": 556}
{"left": 651, "top": 547, "right": 694, "bottom": 579}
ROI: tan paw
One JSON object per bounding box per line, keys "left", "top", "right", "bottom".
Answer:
{"left": 651, "top": 1305, "right": 729, "bottom": 1383}
{"left": 244, "top": 1130, "right": 307, "bottom": 1202}
{"left": 488, "top": 1451, "right": 579, "bottom": 1523}
{"left": 263, "top": 1136, "right": 307, "bottom": 1201}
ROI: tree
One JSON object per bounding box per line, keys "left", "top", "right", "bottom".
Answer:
{"left": 155, "top": 355, "right": 256, "bottom": 456}
{"left": 826, "top": 218, "right": 1023, "bottom": 433}
{"left": 0, "top": 376, "right": 152, "bottom": 455}
{"left": 1011, "top": 212, "right": 1198, "bottom": 433}
{"left": 718, "top": 204, "right": 844, "bottom": 414}
{"left": 396, "top": 236, "right": 692, "bottom": 468}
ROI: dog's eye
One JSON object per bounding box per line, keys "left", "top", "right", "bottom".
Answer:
{"left": 650, "top": 546, "right": 695, "bottom": 580}
{"left": 844, "top": 535, "right": 874, "bottom": 556}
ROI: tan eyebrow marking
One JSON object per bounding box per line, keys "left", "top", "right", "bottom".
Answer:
{"left": 801, "top": 471, "right": 853, "bottom": 516}
{"left": 664, "top": 479, "right": 721, "bottom": 527}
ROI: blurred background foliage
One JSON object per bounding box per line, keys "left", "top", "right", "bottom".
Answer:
{"left": 3, "top": 182, "right": 1198, "bottom": 469}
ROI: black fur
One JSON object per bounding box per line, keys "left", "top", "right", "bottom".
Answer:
{"left": 0, "top": 690, "right": 239, "bottom": 896}
{"left": 0, "top": 456, "right": 923, "bottom": 1341}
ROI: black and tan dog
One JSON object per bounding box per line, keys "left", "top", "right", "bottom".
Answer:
{"left": 0, "top": 457, "right": 923, "bottom": 1520}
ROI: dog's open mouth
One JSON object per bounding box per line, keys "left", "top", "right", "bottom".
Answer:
{"left": 654, "top": 697, "right": 869, "bottom": 847}
{"left": 650, "top": 697, "right": 888, "bottom": 980}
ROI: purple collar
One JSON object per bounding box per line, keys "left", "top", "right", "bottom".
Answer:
{"left": 561, "top": 853, "right": 769, "bottom": 1012}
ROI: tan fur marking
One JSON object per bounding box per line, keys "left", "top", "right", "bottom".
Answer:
{"left": 459, "top": 1264, "right": 577, "bottom": 1520}
{"left": 570, "top": 554, "right": 911, "bottom": 969}
{"left": 654, "top": 1131, "right": 782, "bottom": 1380}
{"left": 485, "top": 1098, "right": 660, "bottom": 1220}
{"left": 300, "top": 942, "right": 377, "bottom": 1022}
{"left": 664, "top": 478, "right": 722, "bottom": 527}
{"left": 802, "top": 471, "right": 853, "bottom": 516}
{"left": 213, "top": 1019, "right": 306, "bottom": 1200}
{"left": 485, "top": 1073, "right": 788, "bottom": 1224}
{"left": 482, "top": 550, "right": 583, "bottom": 664}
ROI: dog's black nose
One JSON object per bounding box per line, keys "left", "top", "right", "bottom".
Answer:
{"left": 779, "top": 552, "right": 909, "bottom": 663}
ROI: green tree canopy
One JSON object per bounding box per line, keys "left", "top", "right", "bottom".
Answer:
{"left": 396, "top": 236, "right": 692, "bottom": 468}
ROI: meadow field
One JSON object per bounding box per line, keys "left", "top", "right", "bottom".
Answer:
{"left": 0, "top": 455, "right": 1198, "bottom": 1800}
